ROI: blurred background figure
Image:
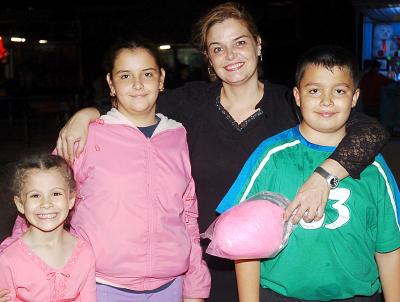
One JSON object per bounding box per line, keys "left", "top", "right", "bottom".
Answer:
{"left": 380, "top": 79, "right": 400, "bottom": 136}
{"left": 359, "top": 59, "right": 391, "bottom": 120}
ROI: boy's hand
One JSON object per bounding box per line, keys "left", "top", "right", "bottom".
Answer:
{"left": 284, "top": 172, "right": 329, "bottom": 224}
{"left": 0, "top": 289, "right": 11, "bottom": 302}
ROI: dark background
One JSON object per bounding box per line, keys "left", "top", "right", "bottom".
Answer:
{"left": 0, "top": 0, "right": 360, "bottom": 94}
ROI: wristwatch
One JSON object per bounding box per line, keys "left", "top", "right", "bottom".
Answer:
{"left": 314, "top": 167, "right": 339, "bottom": 189}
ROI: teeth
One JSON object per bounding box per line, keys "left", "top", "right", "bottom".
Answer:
{"left": 226, "top": 62, "right": 244, "bottom": 70}
{"left": 37, "top": 213, "right": 57, "bottom": 219}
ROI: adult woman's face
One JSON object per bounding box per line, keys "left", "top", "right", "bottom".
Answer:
{"left": 206, "top": 18, "right": 261, "bottom": 86}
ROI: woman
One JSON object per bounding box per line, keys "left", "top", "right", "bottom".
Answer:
{"left": 53, "top": 2, "right": 388, "bottom": 301}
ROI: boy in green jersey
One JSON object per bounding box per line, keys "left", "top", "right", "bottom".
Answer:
{"left": 216, "top": 45, "right": 400, "bottom": 302}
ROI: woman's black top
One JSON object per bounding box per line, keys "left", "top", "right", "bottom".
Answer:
{"left": 101, "top": 80, "right": 389, "bottom": 231}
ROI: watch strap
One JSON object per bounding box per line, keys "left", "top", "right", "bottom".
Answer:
{"left": 314, "top": 166, "right": 339, "bottom": 189}
{"left": 314, "top": 166, "right": 330, "bottom": 179}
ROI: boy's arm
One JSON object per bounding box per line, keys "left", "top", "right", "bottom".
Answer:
{"left": 216, "top": 140, "right": 270, "bottom": 214}
{"left": 375, "top": 249, "right": 400, "bottom": 302}
{"left": 235, "top": 259, "right": 260, "bottom": 302}
{"left": 374, "top": 156, "right": 400, "bottom": 302}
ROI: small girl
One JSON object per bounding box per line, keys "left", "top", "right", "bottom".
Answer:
{"left": 2, "top": 38, "right": 211, "bottom": 302}
{"left": 0, "top": 154, "right": 96, "bottom": 301}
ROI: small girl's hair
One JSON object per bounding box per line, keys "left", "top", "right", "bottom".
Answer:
{"left": 11, "top": 153, "right": 76, "bottom": 197}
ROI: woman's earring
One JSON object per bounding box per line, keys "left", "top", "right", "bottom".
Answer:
{"left": 160, "top": 86, "right": 164, "bottom": 92}
{"left": 207, "top": 63, "right": 217, "bottom": 81}
{"left": 110, "top": 91, "right": 116, "bottom": 97}
{"left": 259, "top": 53, "right": 263, "bottom": 62}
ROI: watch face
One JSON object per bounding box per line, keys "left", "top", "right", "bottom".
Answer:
{"left": 329, "top": 177, "right": 339, "bottom": 189}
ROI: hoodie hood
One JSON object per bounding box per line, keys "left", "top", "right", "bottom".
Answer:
{"left": 100, "top": 108, "right": 183, "bottom": 135}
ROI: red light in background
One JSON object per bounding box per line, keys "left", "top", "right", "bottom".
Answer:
{"left": 0, "top": 36, "right": 9, "bottom": 63}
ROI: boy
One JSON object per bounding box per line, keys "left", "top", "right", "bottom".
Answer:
{"left": 216, "top": 45, "right": 400, "bottom": 302}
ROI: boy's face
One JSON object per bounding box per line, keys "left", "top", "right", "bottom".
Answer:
{"left": 293, "top": 64, "right": 359, "bottom": 146}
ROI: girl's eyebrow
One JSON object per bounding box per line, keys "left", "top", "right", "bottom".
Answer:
{"left": 115, "top": 67, "right": 157, "bottom": 74}
{"left": 25, "top": 187, "right": 66, "bottom": 193}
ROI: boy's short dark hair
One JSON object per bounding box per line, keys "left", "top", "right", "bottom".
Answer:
{"left": 295, "top": 45, "right": 359, "bottom": 87}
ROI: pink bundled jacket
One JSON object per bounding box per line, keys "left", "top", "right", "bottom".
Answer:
{"left": 3, "top": 109, "right": 211, "bottom": 299}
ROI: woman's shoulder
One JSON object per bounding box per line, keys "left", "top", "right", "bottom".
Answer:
{"left": 261, "top": 80, "right": 299, "bottom": 123}
{"left": 161, "top": 80, "right": 219, "bottom": 103}
{"left": 263, "top": 80, "right": 291, "bottom": 95}
{"left": 176, "top": 80, "right": 218, "bottom": 92}
{"left": 157, "top": 80, "right": 219, "bottom": 123}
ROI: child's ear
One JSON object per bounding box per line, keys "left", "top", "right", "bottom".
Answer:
{"left": 68, "top": 192, "right": 76, "bottom": 210}
{"left": 256, "top": 36, "right": 262, "bottom": 56}
{"left": 14, "top": 196, "right": 25, "bottom": 215}
{"left": 352, "top": 88, "right": 360, "bottom": 108}
{"left": 106, "top": 73, "right": 115, "bottom": 96}
{"left": 293, "top": 87, "right": 301, "bottom": 107}
{"left": 159, "top": 68, "right": 166, "bottom": 91}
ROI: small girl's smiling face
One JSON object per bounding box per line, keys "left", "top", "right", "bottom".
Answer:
{"left": 14, "top": 168, "right": 75, "bottom": 233}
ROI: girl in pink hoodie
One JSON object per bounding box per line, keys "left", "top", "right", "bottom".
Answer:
{"left": 1, "top": 39, "right": 210, "bottom": 302}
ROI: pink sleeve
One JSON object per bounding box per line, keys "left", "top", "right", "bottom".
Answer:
{"left": 181, "top": 178, "right": 211, "bottom": 299}
{"left": 0, "top": 256, "right": 17, "bottom": 299}
{"left": 0, "top": 215, "right": 28, "bottom": 253}
{"left": 79, "top": 244, "right": 96, "bottom": 301}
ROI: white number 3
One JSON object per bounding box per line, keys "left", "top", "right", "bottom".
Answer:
{"left": 300, "top": 188, "right": 350, "bottom": 230}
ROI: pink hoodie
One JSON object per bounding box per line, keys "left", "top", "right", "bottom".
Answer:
{"left": 3, "top": 109, "right": 211, "bottom": 299}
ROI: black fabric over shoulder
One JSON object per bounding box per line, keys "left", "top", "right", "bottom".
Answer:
{"left": 156, "top": 81, "right": 220, "bottom": 129}
{"left": 330, "top": 111, "right": 390, "bottom": 179}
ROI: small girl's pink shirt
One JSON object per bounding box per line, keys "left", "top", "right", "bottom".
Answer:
{"left": 0, "top": 236, "right": 96, "bottom": 301}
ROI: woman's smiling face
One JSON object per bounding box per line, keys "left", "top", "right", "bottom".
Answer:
{"left": 206, "top": 18, "right": 261, "bottom": 86}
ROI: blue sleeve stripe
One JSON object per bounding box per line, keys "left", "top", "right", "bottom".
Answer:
{"left": 238, "top": 140, "right": 301, "bottom": 203}
{"left": 216, "top": 128, "right": 299, "bottom": 214}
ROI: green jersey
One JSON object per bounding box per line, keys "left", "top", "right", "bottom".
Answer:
{"left": 217, "top": 127, "right": 400, "bottom": 301}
